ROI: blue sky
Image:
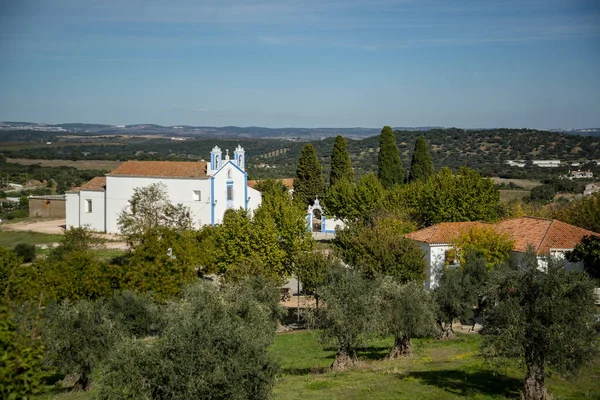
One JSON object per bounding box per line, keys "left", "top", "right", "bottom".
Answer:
{"left": 0, "top": 0, "right": 598, "bottom": 128}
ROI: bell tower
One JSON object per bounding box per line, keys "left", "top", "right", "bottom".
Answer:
{"left": 210, "top": 146, "right": 222, "bottom": 174}
{"left": 234, "top": 145, "right": 245, "bottom": 171}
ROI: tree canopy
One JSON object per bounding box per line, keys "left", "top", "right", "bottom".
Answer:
{"left": 481, "top": 254, "right": 598, "bottom": 400}
{"left": 408, "top": 136, "right": 434, "bottom": 182}
{"left": 294, "top": 144, "right": 324, "bottom": 205}
{"left": 377, "top": 126, "right": 404, "bottom": 188}
{"left": 329, "top": 135, "right": 354, "bottom": 187}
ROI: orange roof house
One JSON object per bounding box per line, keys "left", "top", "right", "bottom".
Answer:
{"left": 407, "top": 217, "right": 599, "bottom": 290}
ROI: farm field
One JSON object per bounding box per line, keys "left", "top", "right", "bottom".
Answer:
{"left": 499, "top": 189, "right": 530, "bottom": 203}
{"left": 491, "top": 177, "right": 541, "bottom": 190}
{"left": 36, "top": 332, "right": 600, "bottom": 400}
{"left": 6, "top": 158, "right": 122, "bottom": 170}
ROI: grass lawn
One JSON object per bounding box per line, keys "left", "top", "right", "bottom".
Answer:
{"left": 0, "top": 230, "right": 62, "bottom": 248}
{"left": 37, "top": 331, "right": 600, "bottom": 400}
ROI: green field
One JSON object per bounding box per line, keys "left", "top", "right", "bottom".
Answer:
{"left": 0, "top": 230, "right": 62, "bottom": 248}
{"left": 499, "top": 189, "right": 531, "bottom": 203}
{"left": 37, "top": 332, "right": 600, "bottom": 400}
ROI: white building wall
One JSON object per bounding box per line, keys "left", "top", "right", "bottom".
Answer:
{"left": 211, "top": 161, "right": 250, "bottom": 225}
{"left": 78, "top": 190, "right": 106, "bottom": 232}
{"left": 427, "top": 244, "right": 452, "bottom": 290}
{"left": 246, "top": 187, "right": 262, "bottom": 215}
{"left": 105, "top": 176, "right": 212, "bottom": 233}
{"left": 65, "top": 192, "right": 80, "bottom": 229}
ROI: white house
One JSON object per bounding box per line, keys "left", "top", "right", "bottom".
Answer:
{"left": 532, "top": 159, "right": 561, "bottom": 168}
{"left": 66, "top": 145, "right": 262, "bottom": 233}
{"left": 406, "top": 217, "right": 598, "bottom": 290}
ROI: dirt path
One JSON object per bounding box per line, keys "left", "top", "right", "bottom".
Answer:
{"left": 3, "top": 218, "right": 67, "bottom": 234}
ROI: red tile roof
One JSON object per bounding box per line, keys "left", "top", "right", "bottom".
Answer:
{"left": 406, "top": 221, "right": 489, "bottom": 244}
{"left": 247, "top": 178, "right": 294, "bottom": 190}
{"left": 496, "top": 217, "right": 598, "bottom": 254}
{"left": 107, "top": 161, "right": 208, "bottom": 179}
{"left": 407, "top": 216, "right": 599, "bottom": 254}
{"left": 80, "top": 176, "right": 106, "bottom": 191}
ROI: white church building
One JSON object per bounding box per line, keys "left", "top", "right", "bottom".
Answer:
{"left": 66, "top": 145, "right": 262, "bottom": 233}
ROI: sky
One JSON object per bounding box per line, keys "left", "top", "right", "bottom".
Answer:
{"left": 0, "top": 0, "right": 599, "bottom": 129}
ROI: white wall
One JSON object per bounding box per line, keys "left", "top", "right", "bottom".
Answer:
{"left": 211, "top": 161, "right": 249, "bottom": 225}
{"left": 78, "top": 190, "right": 106, "bottom": 232}
{"left": 427, "top": 244, "right": 452, "bottom": 290}
{"left": 105, "top": 176, "right": 212, "bottom": 233}
{"left": 65, "top": 192, "right": 80, "bottom": 229}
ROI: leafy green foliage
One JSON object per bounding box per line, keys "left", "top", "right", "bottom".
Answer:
{"left": 452, "top": 225, "right": 514, "bottom": 269}
{"left": 294, "top": 144, "right": 324, "bottom": 205}
{"left": 377, "top": 126, "right": 404, "bottom": 188}
{"left": 481, "top": 253, "right": 598, "bottom": 400}
{"left": 296, "top": 251, "right": 338, "bottom": 296}
{"left": 0, "top": 306, "right": 48, "bottom": 399}
{"left": 387, "top": 167, "right": 499, "bottom": 227}
{"left": 255, "top": 179, "right": 315, "bottom": 274}
{"left": 13, "top": 243, "right": 36, "bottom": 263}
{"left": 106, "top": 291, "right": 161, "bottom": 338}
{"left": 311, "top": 265, "right": 382, "bottom": 369}
{"left": 0, "top": 247, "right": 21, "bottom": 296}
{"left": 553, "top": 192, "right": 600, "bottom": 233}
{"left": 120, "top": 227, "right": 200, "bottom": 300}
{"left": 43, "top": 299, "right": 126, "bottom": 390}
{"left": 329, "top": 135, "right": 354, "bottom": 187}
{"left": 325, "top": 173, "right": 384, "bottom": 221}
{"left": 96, "top": 281, "right": 280, "bottom": 400}
{"left": 566, "top": 235, "right": 600, "bottom": 280}
{"left": 408, "top": 136, "right": 434, "bottom": 183}
{"left": 528, "top": 184, "right": 555, "bottom": 203}
{"left": 117, "top": 182, "right": 192, "bottom": 245}
{"left": 333, "top": 215, "right": 425, "bottom": 283}
{"left": 380, "top": 280, "right": 439, "bottom": 357}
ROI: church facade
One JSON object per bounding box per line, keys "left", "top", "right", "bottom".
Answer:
{"left": 66, "top": 145, "right": 261, "bottom": 233}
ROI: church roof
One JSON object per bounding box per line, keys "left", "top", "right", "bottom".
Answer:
{"left": 107, "top": 161, "right": 208, "bottom": 179}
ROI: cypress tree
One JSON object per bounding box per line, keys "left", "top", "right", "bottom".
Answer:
{"left": 377, "top": 126, "right": 404, "bottom": 188}
{"left": 329, "top": 135, "right": 354, "bottom": 187}
{"left": 408, "top": 136, "right": 434, "bottom": 182}
{"left": 294, "top": 144, "right": 324, "bottom": 205}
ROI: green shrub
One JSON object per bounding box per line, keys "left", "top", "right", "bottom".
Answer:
{"left": 107, "top": 291, "right": 161, "bottom": 338}
{"left": 96, "top": 281, "right": 280, "bottom": 400}
{"left": 0, "top": 306, "right": 49, "bottom": 398}
{"left": 42, "top": 299, "right": 126, "bottom": 391}
{"left": 13, "top": 243, "right": 36, "bottom": 263}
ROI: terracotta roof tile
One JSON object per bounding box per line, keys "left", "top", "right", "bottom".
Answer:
{"left": 408, "top": 216, "right": 600, "bottom": 254}
{"left": 80, "top": 176, "right": 106, "bottom": 192}
{"left": 406, "top": 221, "right": 488, "bottom": 244}
{"left": 247, "top": 178, "right": 294, "bottom": 190}
{"left": 107, "top": 161, "right": 208, "bottom": 179}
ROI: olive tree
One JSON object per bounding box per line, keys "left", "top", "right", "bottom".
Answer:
{"left": 380, "top": 279, "right": 438, "bottom": 358}
{"left": 481, "top": 253, "right": 598, "bottom": 400}
{"left": 96, "top": 281, "right": 280, "bottom": 400}
{"left": 43, "top": 299, "right": 126, "bottom": 390}
{"left": 311, "top": 265, "right": 382, "bottom": 370}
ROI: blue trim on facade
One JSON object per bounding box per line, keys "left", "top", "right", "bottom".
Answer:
{"left": 210, "top": 176, "right": 215, "bottom": 226}
{"left": 212, "top": 160, "right": 245, "bottom": 178}
{"left": 244, "top": 172, "right": 248, "bottom": 210}
{"left": 321, "top": 215, "right": 326, "bottom": 232}
{"left": 306, "top": 213, "right": 312, "bottom": 232}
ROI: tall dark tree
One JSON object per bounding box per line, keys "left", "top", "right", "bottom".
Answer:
{"left": 408, "top": 136, "right": 434, "bottom": 182}
{"left": 329, "top": 135, "right": 354, "bottom": 187}
{"left": 377, "top": 126, "right": 404, "bottom": 188}
{"left": 294, "top": 144, "right": 324, "bottom": 205}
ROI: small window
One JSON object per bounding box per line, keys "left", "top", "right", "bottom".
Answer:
{"left": 85, "top": 199, "right": 93, "bottom": 213}
{"left": 193, "top": 190, "right": 201, "bottom": 201}
{"left": 227, "top": 185, "right": 233, "bottom": 201}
